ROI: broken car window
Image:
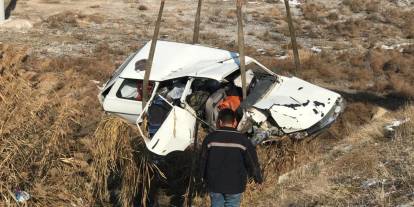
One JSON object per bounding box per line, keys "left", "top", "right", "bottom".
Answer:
{"left": 116, "top": 79, "right": 154, "bottom": 101}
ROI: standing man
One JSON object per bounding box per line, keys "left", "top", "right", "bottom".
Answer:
{"left": 200, "top": 109, "right": 263, "bottom": 207}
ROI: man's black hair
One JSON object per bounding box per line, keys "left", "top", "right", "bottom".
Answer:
{"left": 218, "top": 108, "right": 236, "bottom": 124}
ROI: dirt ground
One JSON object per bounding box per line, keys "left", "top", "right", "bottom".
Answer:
{"left": 0, "top": 0, "right": 413, "bottom": 206}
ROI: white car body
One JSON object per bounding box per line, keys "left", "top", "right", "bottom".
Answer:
{"left": 99, "top": 41, "right": 345, "bottom": 155}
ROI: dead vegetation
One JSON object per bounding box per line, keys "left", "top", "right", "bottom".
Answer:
{"left": 0, "top": 44, "right": 92, "bottom": 206}
{"left": 91, "top": 117, "right": 165, "bottom": 207}
{"left": 1, "top": 0, "right": 413, "bottom": 206}
{"left": 300, "top": 3, "right": 328, "bottom": 23}
{"left": 44, "top": 11, "right": 104, "bottom": 30}
{"left": 241, "top": 105, "right": 414, "bottom": 206}
{"left": 343, "top": 0, "right": 380, "bottom": 13}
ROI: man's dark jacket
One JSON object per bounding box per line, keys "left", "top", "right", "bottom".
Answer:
{"left": 199, "top": 127, "right": 263, "bottom": 194}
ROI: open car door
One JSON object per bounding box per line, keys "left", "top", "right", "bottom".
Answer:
{"left": 136, "top": 81, "right": 197, "bottom": 156}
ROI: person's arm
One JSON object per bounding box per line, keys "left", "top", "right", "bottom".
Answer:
{"left": 243, "top": 138, "right": 263, "bottom": 184}
{"left": 199, "top": 135, "right": 210, "bottom": 181}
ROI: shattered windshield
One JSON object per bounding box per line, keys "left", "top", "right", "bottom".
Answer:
{"left": 239, "top": 75, "right": 277, "bottom": 110}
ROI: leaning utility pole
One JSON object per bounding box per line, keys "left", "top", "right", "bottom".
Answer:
{"left": 283, "top": 0, "right": 300, "bottom": 75}
{"left": 192, "top": 0, "right": 203, "bottom": 44}
{"left": 0, "top": 0, "right": 5, "bottom": 21}
{"left": 236, "top": 0, "right": 247, "bottom": 100}
{"left": 142, "top": 0, "right": 165, "bottom": 109}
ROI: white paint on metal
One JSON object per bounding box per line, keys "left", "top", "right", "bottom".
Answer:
{"left": 98, "top": 41, "right": 346, "bottom": 155}
{"left": 247, "top": 108, "right": 267, "bottom": 124}
{"left": 0, "top": 0, "right": 5, "bottom": 21}
{"left": 120, "top": 41, "right": 257, "bottom": 81}
{"left": 139, "top": 106, "right": 197, "bottom": 156}
{"left": 234, "top": 70, "right": 254, "bottom": 88}
{"left": 254, "top": 76, "right": 342, "bottom": 133}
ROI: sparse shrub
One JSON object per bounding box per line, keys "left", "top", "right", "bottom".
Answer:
{"left": 45, "top": 11, "right": 79, "bottom": 29}
{"left": 301, "top": 3, "right": 328, "bottom": 23}
{"left": 327, "top": 18, "right": 368, "bottom": 38}
{"left": 261, "top": 15, "right": 273, "bottom": 23}
{"left": 389, "top": 74, "right": 414, "bottom": 98}
{"left": 225, "top": 9, "right": 236, "bottom": 19}
{"left": 45, "top": 11, "right": 104, "bottom": 30}
{"left": 138, "top": 5, "right": 148, "bottom": 11}
{"left": 343, "top": 0, "right": 380, "bottom": 13}
{"left": 327, "top": 12, "right": 339, "bottom": 21}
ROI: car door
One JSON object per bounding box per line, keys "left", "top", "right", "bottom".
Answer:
{"left": 136, "top": 79, "right": 197, "bottom": 156}
{"left": 102, "top": 78, "right": 157, "bottom": 123}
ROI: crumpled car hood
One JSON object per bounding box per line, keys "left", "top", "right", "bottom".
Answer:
{"left": 253, "top": 76, "right": 341, "bottom": 133}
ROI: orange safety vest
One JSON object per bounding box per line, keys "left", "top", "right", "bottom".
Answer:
{"left": 217, "top": 96, "right": 241, "bottom": 112}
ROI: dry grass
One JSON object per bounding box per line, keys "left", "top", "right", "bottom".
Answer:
{"left": 0, "top": 40, "right": 122, "bottom": 205}
{"left": 1, "top": 0, "right": 413, "bottom": 205}
{"left": 343, "top": 0, "right": 380, "bottom": 13}
{"left": 0, "top": 44, "right": 92, "bottom": 206}
{"left": 300, "top": 3, "right": 328, "bottom": 23}
{"left": 91, "top": 117, "right": 165, "bottom": 207}
{"left": 138, "top": 5, "right": 149, "bottom": 11}
{"left": 231, "top": 105, "right": 414, "bottom": 206}
{"left": 44, "top": 11, "right": 104, "bottom": 30}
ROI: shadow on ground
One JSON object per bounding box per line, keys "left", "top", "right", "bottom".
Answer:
{"left": 335, "top": 90, "right": 410, "bottom": 111}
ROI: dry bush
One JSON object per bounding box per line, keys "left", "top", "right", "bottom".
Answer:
{"left": 388, "top": 74, "right": 414, "bottom": 98}
{"left": 91, "top": 117, "right": 165, "bottom": 207}
{"left": 0, "top": 44, "right": 92, "bottom": 206}
{"left": 44, "top": 11, "right": 104, "bottom": 30}
{"left": 235, "top": 104, "right": 414, "bottom": 206}
{"left": 225, "top": 9, "right": 236, "bottom": 19}
{"left": 138, "top": 5, "right": 148, "bottom": 11}
{"left": 381, "top": 8, "right": 410, "bottom": 26}
{"left": 45, "top": 11, "right": 80, "bottom": 29}
{"left": 300, "top": 3, "right": 328, "bottom": 23}
{"left": 258, "top": 7, "right": 282, "bottom": 23}
{"left": 369, "top": 49, "right": 414, "bottom": 99}
{"left": 343, "top": 0, "right": 380, "bottom": 13}
{"left": 327, "top": 18, "right": 369, "bottom": 38}
{"left": 381, "top": 8, "right": 414, "bottom": 38}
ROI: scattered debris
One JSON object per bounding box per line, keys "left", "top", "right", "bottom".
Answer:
{"left": 384, "top": 118, "right": 410, "bottom": 138}
{"left": 289, "top": 0, "right": 302, "bottom": 6}
{"left": 310, "top": 46, "right": 322, "bottom": 53}
{"left": 256, "top": 48, "right": 266, "bottom": 55}
{"left": 15, "top": 190, "right": 30, "bottom": 203}
{"left": 379, "top": 43, "right": 414, "bottom": 53}
{"left": 276, "top": 55, "right": 289, "bottom": 60}
{"left": 138, "top": 5, "right": 149, "bottom": 11}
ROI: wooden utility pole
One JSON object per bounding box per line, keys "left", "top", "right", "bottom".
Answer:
{"left": 236, "top": 0, "right": 247, "bottom": 100}
{"left": 283, "top": 0, "right": 300, "bottom": 75}
{"left": 192, "top": 0, "right": 203, "bottom": 44}
{"left": 0, "top": 0, "right": 5, "bottom": 21}
{"left": 142, "top": 0, "right": 165, "bottom": 109}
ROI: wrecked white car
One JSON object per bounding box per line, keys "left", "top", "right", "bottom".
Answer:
{"left": 99, "top": 41, "right": 345, "bottom": 155}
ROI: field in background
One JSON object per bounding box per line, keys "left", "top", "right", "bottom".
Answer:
{"left": 0, "top": 0, "right": 413, "bottom": 206}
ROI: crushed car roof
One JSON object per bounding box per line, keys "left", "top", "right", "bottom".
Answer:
{"left": 120, "top": 41, "right": 255, "bottom": 81}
